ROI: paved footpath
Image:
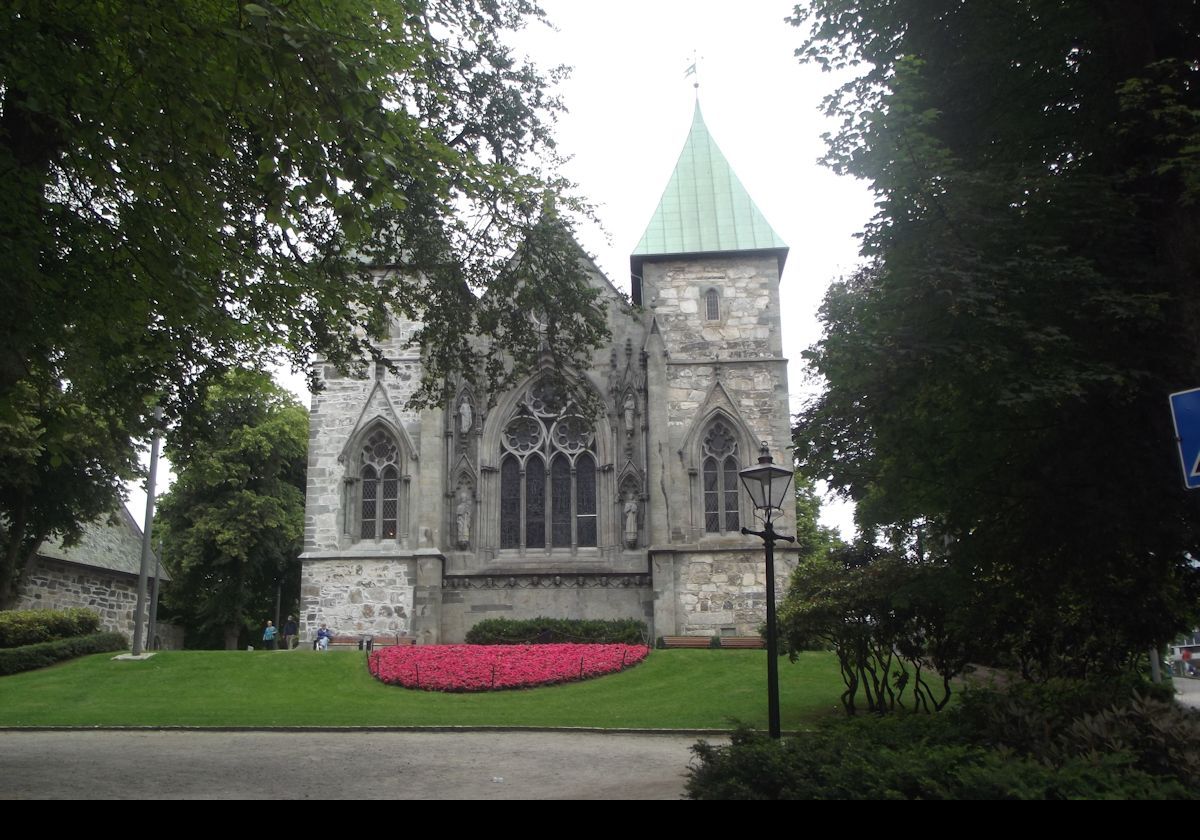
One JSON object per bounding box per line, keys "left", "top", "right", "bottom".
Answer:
{"left": 1174, "top": 676, "right": 1200, "bottom": 710}
{"left": 0, "top": 730, "right": 709, "bottom": 800}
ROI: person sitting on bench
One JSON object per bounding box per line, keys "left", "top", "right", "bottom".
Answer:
{"left": 314, "top": 623, "right": 334, "bottom": 651}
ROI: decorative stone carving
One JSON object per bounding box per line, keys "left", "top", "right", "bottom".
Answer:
{"left": 623, "top": 496, "right": 640, "bottom": 549}
{"left": 458, "top": 394, "right": 473, "bottom": 434}
{"left": 455, "top": 485, "right": 473, "bottom": 549}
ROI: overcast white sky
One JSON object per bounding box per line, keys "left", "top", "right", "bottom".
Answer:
{"left": 127, "top": 1, "right": 873, "bottom": 538}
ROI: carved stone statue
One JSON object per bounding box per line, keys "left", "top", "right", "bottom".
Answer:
{"left": 458, "top": 396, "right": 473, "bottom": 434}
{"left": 455, "top": 487, "right": 472, "bottom": 549}
{"left": 623, "top": 496, "right": 639, "bottom": 548}
{"left": 623, "top": 393, "right": 636, "bottom": 435}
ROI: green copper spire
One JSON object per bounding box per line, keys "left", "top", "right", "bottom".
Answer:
{"left": 633, "top": 102, "right": 786, "bottom": 259}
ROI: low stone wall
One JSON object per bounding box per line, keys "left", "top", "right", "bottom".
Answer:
{"left": 440, "top": 574, "right": 654, "bottom": 643}
{"left": 14, "top": 556, "right": 143, "bottom": 638}
{"left": 300, "top": 557, "right": 416, "bottom": 641}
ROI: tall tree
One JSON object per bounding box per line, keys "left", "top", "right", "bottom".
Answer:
{"left": 0, "top": 1, "right": 608, "bottom": 602}
{"left": 157, "top": 368, "right": 306, "bottom": 649}
{"left": 791, "top": 1, "right": 1200, "bottom": 676}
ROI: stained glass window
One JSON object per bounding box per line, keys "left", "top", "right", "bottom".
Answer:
{"left": 361, "top": 465, "right": 378, "bottom": 539}
{"left": 703, "top": 458, "right": 720, "bottom": 533}
{"left": 551, "top": 455, "right": 572, "bottom": 547}
{"left": 359, "top": 428, "right": 402, "bottom": 542}
{"left": 723, "top": 456, "right": 740, "bottom": 532}
{"left": 526, "top": 454, "right": 546, "bottom": 549}
{"left": 576, "top": 454, "right": 597, "bottom": 547}
{"left": 500, "top": 456, "right": 521, "bottom": 548}
{"left": 702, "top": 421, "right": 740, "bottom": 534}
{"left": 498, "top": 381, "right": 599, "bottom": 552}
{"left": 706, "top": 288, "right": 720, "bottom": 321}
{"left": 382, "top": 466, "right": 398, "bottom": 539}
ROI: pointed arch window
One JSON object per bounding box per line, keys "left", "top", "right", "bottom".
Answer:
{"left": 499, "top": 380, "right": 598, "bottom": 551}
{"left": 359, "top": 428, "right": 401, "bottom": 541}
{"left": 702, "top": 421, "right": 740, "bottom": 533}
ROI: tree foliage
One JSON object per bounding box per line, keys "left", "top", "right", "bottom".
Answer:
{"left": 157, "top": 368, "right": 307, "bottom": 649}
{"left": 0, "top": 1, "right": 608, "bottom": 600}
{"left": 791, "top": 1, "right": 1200, "bottom": 677}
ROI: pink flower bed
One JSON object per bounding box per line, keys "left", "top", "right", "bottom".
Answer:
{"left": 368, "top": 643, "right": 650, "bottom": 692}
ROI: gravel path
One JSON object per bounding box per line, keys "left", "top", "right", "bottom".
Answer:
{"left": 0, "top": 730, "right": 709, "bottom": 800}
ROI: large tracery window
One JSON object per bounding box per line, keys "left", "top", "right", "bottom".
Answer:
{"left": 702, "top": 421, "right": 740, "bottom": 533}
{"left": 499, "top": 381, "right": 598, "bottom": 551}
{"left": 360, "top": 429, "right": 400, "bottom": 540}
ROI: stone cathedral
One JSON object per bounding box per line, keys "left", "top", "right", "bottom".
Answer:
{"left": 299, "top": 104, "right": 797, "bottom": 643}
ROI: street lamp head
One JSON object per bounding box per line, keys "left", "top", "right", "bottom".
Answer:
{"left": 738, "top": 441, "right": 793, "bottom": 520}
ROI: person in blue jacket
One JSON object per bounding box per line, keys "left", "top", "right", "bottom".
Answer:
{"left": 314, "top": 623, "right": 334, "bottom": 651}
{"left": 262, "top": 620, "right": 278, "bottom": 651}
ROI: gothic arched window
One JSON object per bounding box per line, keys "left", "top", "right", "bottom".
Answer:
{"left": 499, "top": 380, "right": 598, "bottom": 551}
{"left": 702, "top": 420, "right": 740, "bottom": 533}
{"left": 360, "top": 428, "right": 401, "bottom": 540}
{"left": 705, "top": 288, "right": 721, "bottom": 321}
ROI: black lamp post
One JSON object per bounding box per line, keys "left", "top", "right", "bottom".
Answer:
{"left": 739, "top": 441, "right": 795, "bottom": 739}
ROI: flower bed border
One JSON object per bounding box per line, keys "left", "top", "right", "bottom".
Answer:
{"left": 368, "top": 643, "right": 651, "bottom": 692}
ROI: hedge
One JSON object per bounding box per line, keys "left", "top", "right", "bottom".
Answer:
{"left": 0, "top": 632, "right": 128, "bottom": 677}
{"left": 687, "top": 681, "right": 1200, "bottom": 800}
{"left": 465, "top": 617, "right": 648, "bottom": 645}
{"left": 687, "top": 725, "right": 1188, "bottom": 800}
{"left": 0, "top": 608, "right": 102, "bottom": 648}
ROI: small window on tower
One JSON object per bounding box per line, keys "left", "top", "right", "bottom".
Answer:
{"left": 705, "top": 288, "right": 720, "bottom": 321}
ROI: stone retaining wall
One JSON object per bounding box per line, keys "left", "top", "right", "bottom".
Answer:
{"left": 300, "top": 557, "right": 416, "bottom": 640}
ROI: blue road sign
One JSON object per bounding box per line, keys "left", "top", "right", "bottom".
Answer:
{"left": 1169, "top": 388, "right": 1200, "bottom": 489}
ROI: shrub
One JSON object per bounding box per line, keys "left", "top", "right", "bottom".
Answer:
{"left": 689, "top": 675, "right": 1198, "bottom": 800}
{"left": 0, "top": 608, "right": 102, "bottom": 648}
{"left": 464, "top": 617, "right": 647, "bottom": 645}
{"left": 0, "top": 632, "right": 128, "bottom": 676}
{"left": 1055, "top": 695, "right": 1200, "bottom": 787}
{"left": 686, "top": 720, "right": 1189, "bottom": 800}
{"left": 957, "top": 676, "right": 1180, "bottom": 759}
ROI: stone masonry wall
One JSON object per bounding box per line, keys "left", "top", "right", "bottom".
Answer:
{"left": 305, "top": 317, "right": 424, "bottom": 556}
{"left": 673, "top": 549, "right": 795, "bottom": 637}
{"left": 643, "top": 255, "right": 783, "bottom": 361}
{"left": 641, "top": 253, "right": 795, "bottom": 548}
{"left": 300, "top": 558, "right": 416, "bottom": 641}
{"left": 15, "top": 557, "right": 141, "bottom": 638}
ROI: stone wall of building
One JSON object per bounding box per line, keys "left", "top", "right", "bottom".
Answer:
{"left": 671, "top": 549, "right": 796, "bottom": 637}
{"left": 640, "top": 252, "right": 795, "bottom": 556}
{"left": 642, "top": 254, "right": 783, "bottom": 359}
{"left": 300, "top": 558, "right": 416, "bottom": 641}
{"left": 439, "top": 574, "right": 654, "bottom": 643}
{"left": 304, "top": 317, "right": 425, "bottom": 556}
{"left": 15, "top": 557, "right": 141, "bottom": 638}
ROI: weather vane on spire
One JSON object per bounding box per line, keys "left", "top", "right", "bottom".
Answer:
{"left": 685, "top": 51, "right": 700, "bottom": 95}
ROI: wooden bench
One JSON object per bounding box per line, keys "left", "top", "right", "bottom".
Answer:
{"left": 662, "top": 635, "right": 713, "bottom": 649}
{"left": 324, "top": 634, "right": 415, "bottom": 650}
{"left": 370, "top": 634, "right": 416, "bottom": 648}
{"left": 719, "top": 636, "right": 765, "bottom": 649}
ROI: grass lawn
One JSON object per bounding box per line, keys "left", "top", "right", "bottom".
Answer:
{"left": 0, "top": 648, "right": 845, "bottom": 729}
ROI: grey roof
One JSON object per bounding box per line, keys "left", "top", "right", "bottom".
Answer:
{"left": 37, "top": 507, "right": 168, "bottom": 580}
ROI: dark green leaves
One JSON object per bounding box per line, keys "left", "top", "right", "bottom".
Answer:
{"left": 792, "top": 0, "right": 1200, "bottom": 676}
